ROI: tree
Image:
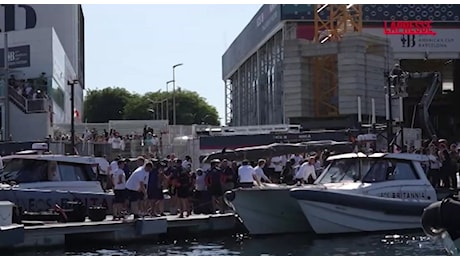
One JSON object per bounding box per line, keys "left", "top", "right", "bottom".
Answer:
{"left": 84, "top": 87, "right": 220, "bottom": 125}
{"left": 84, "top": 87, "right": 133, "bottom": 123}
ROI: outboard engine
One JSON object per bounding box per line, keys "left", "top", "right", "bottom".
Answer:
{"left": 421, "top": 197, "right": 460, "bottom": 255}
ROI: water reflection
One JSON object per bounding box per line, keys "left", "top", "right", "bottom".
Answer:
{"left": 28, "top": 232, "right": 447, "bottom": 256}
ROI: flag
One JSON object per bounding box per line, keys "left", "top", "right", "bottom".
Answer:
{"left": 74, "top": 109, "right": 80, "bottom": 120}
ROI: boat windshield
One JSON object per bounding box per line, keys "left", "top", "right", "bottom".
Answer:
{"left": 0, "top": 158, "right": 97, "bottom": 183}
{"left": 316, "top": 158, "right": 375, "bottom": 184}
{"left": 0, "top": 159, "right": 48, "bottom": 183}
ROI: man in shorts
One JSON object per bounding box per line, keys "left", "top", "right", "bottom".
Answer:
{"left": 111, "top": 159, "right": 126, "bottom": 220}
{"left": 126, "top": 160, "right": 152, "bottom": 218}
{"left": 205, "top": 159, "right": 225, "bottom": 214}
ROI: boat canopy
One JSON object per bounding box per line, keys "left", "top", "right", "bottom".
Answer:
{"left": 202, "top": 140, "right": 352, "bottom": 163}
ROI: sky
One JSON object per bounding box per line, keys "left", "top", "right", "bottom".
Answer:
{"left": 82, "top": 4, "right": 263, "bottom": 125}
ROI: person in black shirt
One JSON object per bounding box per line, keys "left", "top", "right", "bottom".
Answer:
{"left": 220, "top": 159, "right": 235, "bottom": 192}
{"left": 205, "top": 159, "right": 225, "bottom": 214}
{"left": 175, "top": 165, "right": 192, "bottom": 218}
{"left": 281, "top": 160, "right": 295, "bottom": 185}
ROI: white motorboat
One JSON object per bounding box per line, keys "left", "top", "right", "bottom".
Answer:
{"left": 290, "top": 152, "right": 438, "bottom": 235}
{"left": 0, "top": 154, "right": 113, "bottom": 213}
{"left": 225, "top": 183, "right": 312, "bottom": 235}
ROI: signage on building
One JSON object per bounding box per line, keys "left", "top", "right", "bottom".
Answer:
{"left": 364, "top": 28, "right": 459, "bottom": 53}
{"left": 383, "top": 20, "right": 436, "bottom": 36}
{"left": 0, "top": 45, "right": 30, "bottom": 68}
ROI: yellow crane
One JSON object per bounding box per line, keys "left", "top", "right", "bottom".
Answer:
{"left": 312, "top": 4, "right": 363, "bottom": 117}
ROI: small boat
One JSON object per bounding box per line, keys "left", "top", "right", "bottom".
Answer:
{"left": 0, "top": 153, "right": 113, "bottom": 214}
{"left": 290, "top": 152, "right": 438, "bottom": 235}
{"left": 225, "top": 183, "right": 313, "bottom": 235}
{"left": 223, "top": 141, "right": 352, "bottom": 235}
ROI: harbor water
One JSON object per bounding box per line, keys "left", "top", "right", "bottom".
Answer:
{"left": 17, "top": 232, "right": 447, "bottom": 256}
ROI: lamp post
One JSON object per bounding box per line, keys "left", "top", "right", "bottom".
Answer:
{"left": 172, "top": 63, "right": 183, "bottom": 125}
{"left": 67, "top": 79, "right": 79, "bottom": 155}
{"left": 165, "top": 80, "right": 174, "bottom": 124}
{"left": 2, "top": 32, "right": 10, "bottom": 141}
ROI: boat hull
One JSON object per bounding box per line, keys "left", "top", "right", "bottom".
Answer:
{"left": 291, "top": 189, "right": 433, "bottom": 235}
{"left": 225, "top": 186, "right": 312, "bottom": 235}
{"left": 0, "top": 188, "right": 114, "bottom": 213}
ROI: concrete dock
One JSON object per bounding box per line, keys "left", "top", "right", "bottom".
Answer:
{"left": 0, "top": 213, "right": 239, "bottom": 250}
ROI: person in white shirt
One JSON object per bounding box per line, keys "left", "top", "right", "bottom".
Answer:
{"left": 126, "top": 160, "right": 152, "bottom": 218}
{"left": 111, "top": 160, "right": 126, "bottom": 220}
{"left": 238, "top": 160, "right": 257, "bottom": 188}
{"left": 193, "top": 168, "right": 208, "bottom": 214}
{"left": 295, "top": 156, "right": 317, "bottom": 184}
{"left": 109, "top": 134, "right": 122, "bottom": 150}
{"left": 107, "top": 157, "right": 120, "bottom": 190}
{"left": 253, "top": 159, "right": 271, "bottom": 186}
{"left": 182, "top": 156, "right": 192, "bottom": 172}
{"left": 268, "top": 155, "right": 286, "bottom": 183}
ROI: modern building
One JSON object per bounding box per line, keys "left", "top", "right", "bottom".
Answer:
{"left": 223, "top": 4, "right": 460, "bottom": 140}
{"left": 0, "top": 4, "right": 84, "bottom": 141}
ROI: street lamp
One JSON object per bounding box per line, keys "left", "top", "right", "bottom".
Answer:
{"left": 147, "top": 108, "right": 155, "bottom": 120}
{"left": 172, "top": 63, "right": 183, "bottom": 125}
{"left": 165, "top": 80, "right": 174, "bottom": 124}
{"left": 67, "top": 79, "right": 79, "bottom": 155}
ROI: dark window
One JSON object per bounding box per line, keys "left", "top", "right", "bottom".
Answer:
{"left": 388, "top": 161, "right": 419, "bottom": 180}
{"left": 0, "top": 159, "right": 47, "bottom": 183}
{"left": 58, "top": 163, "right": 88, "bottom": 181}
{"left": 362, "top": 160, "right": 389, "bottom": 183}
{"left": 363, "top": 159, "right": 419, "bottom": 183}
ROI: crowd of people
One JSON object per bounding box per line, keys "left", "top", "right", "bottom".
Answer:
{"left": 8, "top": 73, "right": 48, "bottom": 100}
{"left": 419, "top": 137, "right": 460, "bottom": 190}
{"left": 102, "top": 150, "right": 330, "bottom": 220}
{"left": 53, "top": 126, "right": 161, "bottom": 156}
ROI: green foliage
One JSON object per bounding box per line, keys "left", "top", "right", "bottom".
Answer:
{"left": 84, "top": 87, "right": 219, "bottom": 125}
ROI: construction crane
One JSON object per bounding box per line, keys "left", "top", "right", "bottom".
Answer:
{"left": 312, "top": 4, "right": 363, "bottom": 117}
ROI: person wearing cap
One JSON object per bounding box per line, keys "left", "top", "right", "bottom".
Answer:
{"left": 111, "top": 160, "right": 127, "bottom": 220}
{"left": 238, "top": 159, "right": 257, "bottom": 188}
{"left": 205, "top": 159, "right": 225, "bottom": 214}
{"left": 253, "top": 159, "right": 271, "bottom": 185}
{"left": 295, "top": 155, "right": 317, "bottom": 185}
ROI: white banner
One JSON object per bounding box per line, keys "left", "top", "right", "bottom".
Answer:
{"left": 363, "top": 28, "right": 460, "bottom": 53}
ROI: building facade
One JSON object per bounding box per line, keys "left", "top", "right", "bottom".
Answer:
{"left": 223, "top": 4, "right": 460, "bottom": 139}
{"left": 0, "top": 4, "right": 84, "bottom": 141}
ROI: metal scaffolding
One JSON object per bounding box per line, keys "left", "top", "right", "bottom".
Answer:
{"left": 312, "top": 4, "right": 363, "bottom": 117}
{"left": 226, "top": 30, "right": 284, "bottom": 126}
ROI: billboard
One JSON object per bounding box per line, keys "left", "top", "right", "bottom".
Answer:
{"left": 0, "top": 45, "right": 30, "bottom": 68}
{"left": 0, "top": 4, "right": 84, "bottom": 86}
{"left": 222, "top": 4, "right": 460, "bottom": 80}
{"left": 364, "top": 28, "right": 460, "bottom": 53}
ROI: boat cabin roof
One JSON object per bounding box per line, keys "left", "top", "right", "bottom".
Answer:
{"left": 1, "top": 154, "right": 99, "bottom": 165}
{"left": 326, "top": 152, "right": 430, "bottom": 162}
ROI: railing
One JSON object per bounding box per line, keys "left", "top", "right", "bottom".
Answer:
{"left": 27, "top": 98, "right": 48, "bottom": 112}
{"left": 8, "top": 85, "right": 48, "bottom": 113}
{"left": 8, "top": 86, "right": 27, "bottom": 111}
